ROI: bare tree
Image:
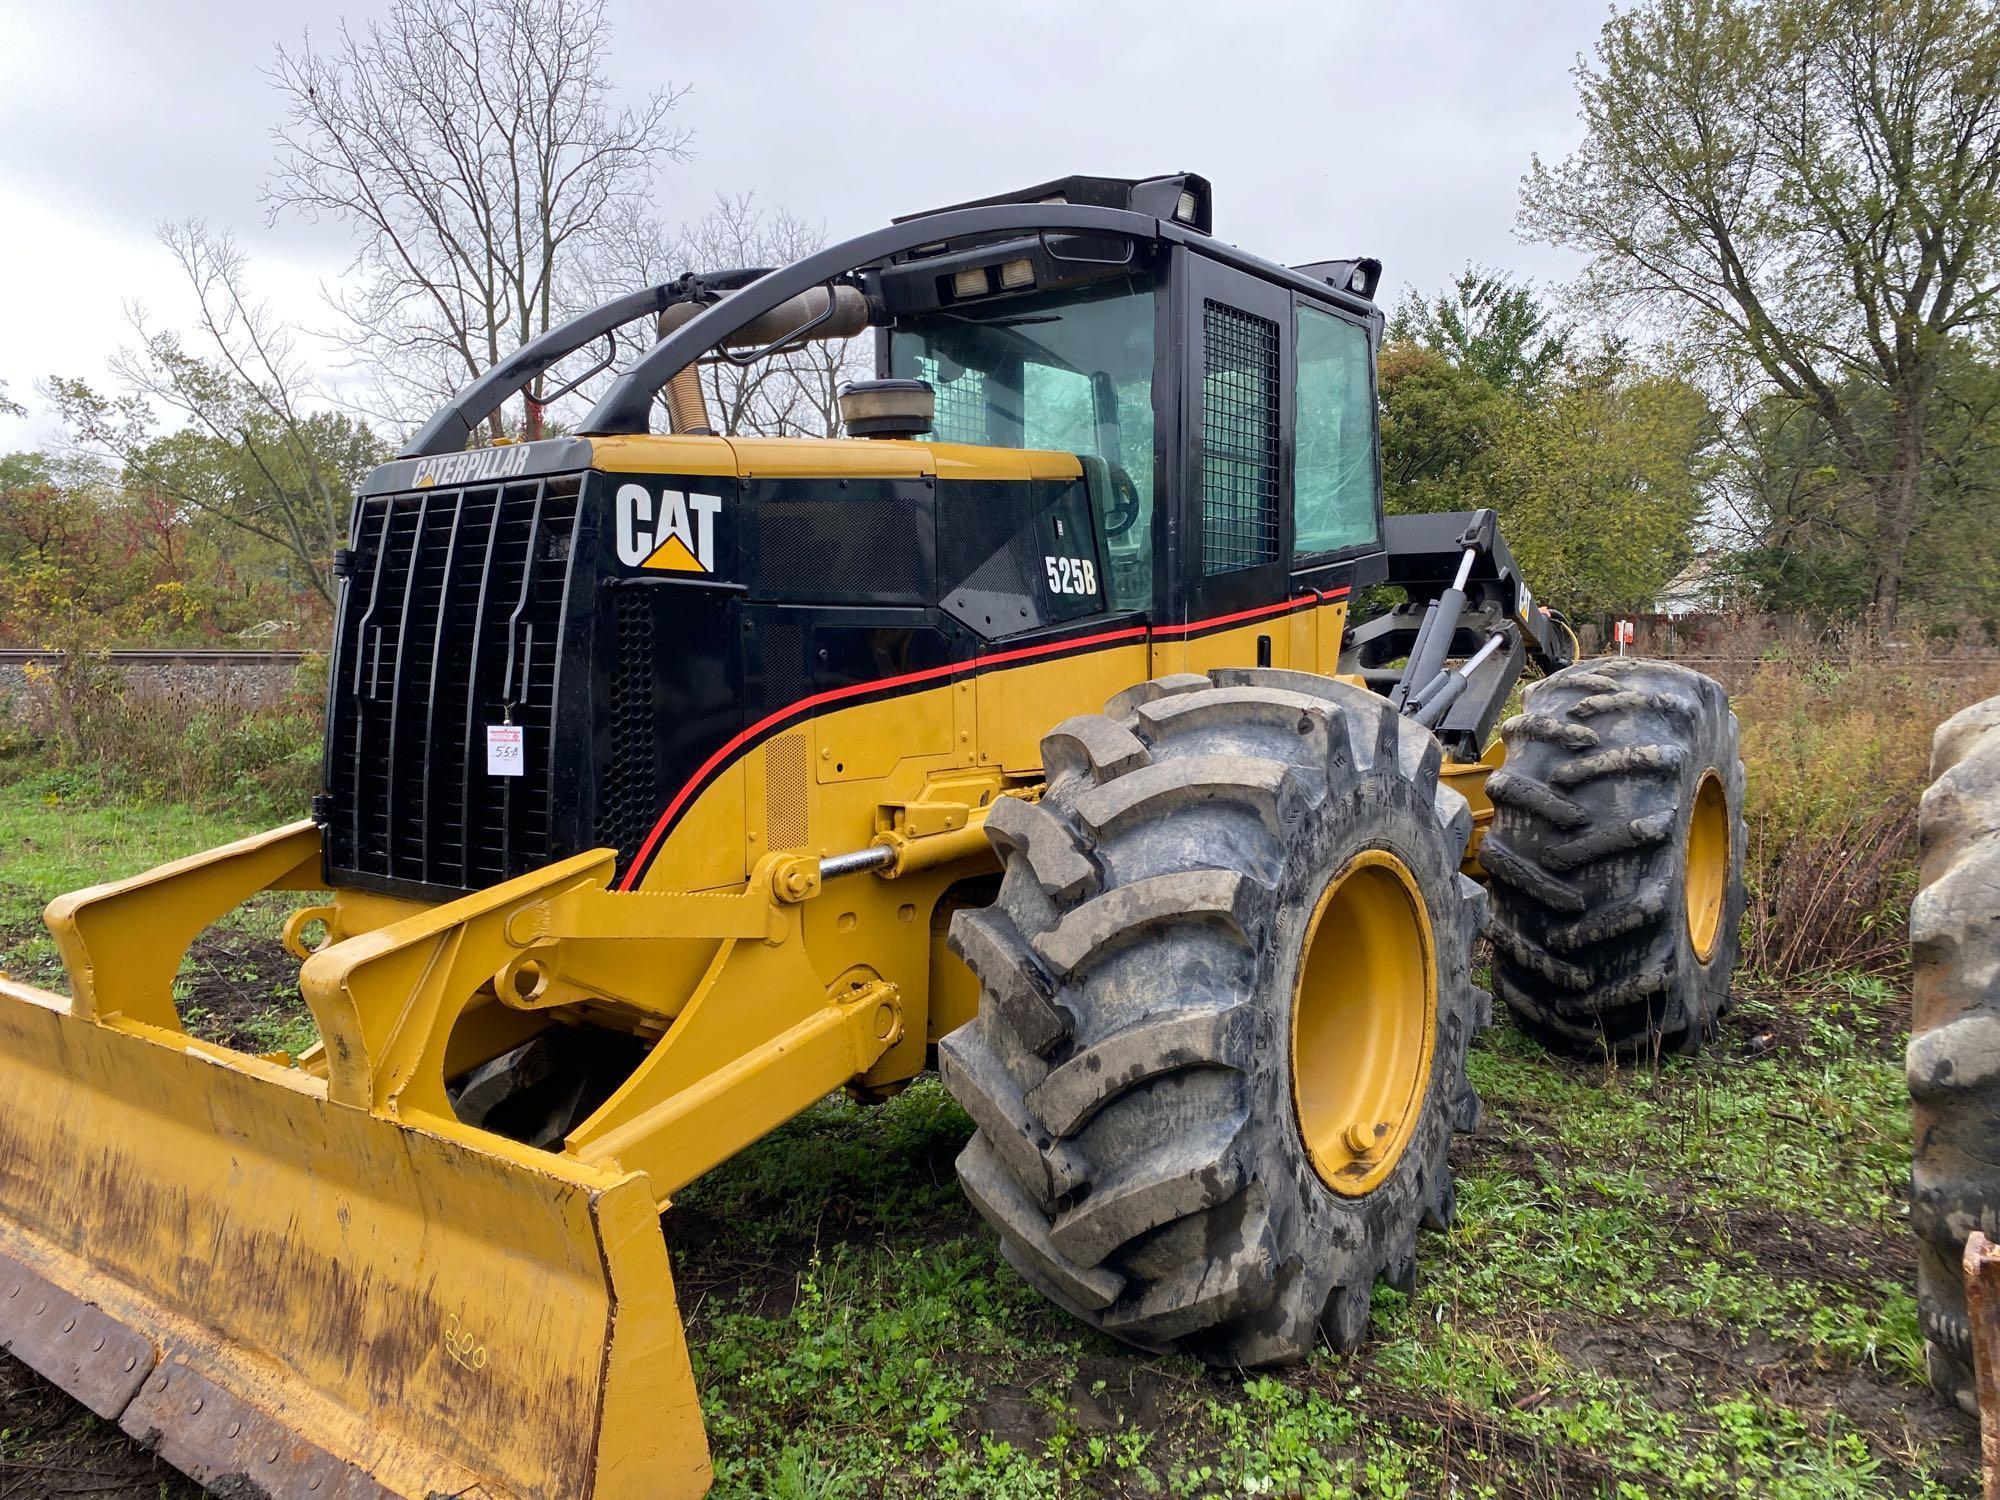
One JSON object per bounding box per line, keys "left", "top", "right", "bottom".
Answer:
{"left": 265, "top": 0, "right": 691, "bottom": 437}
{"left": 47, "top": 221, "right": 380, "bottom": 603}
{"left": 596, "top": 192, "right": 868, "bottom": 437}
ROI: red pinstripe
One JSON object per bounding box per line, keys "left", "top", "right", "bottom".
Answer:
{"left": 616, "top": 586, "right": 1351, "bottom": 887}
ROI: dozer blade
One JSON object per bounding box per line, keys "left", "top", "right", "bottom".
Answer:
{"left": 0, "top": 828, "right": 711, "bottom": 1498}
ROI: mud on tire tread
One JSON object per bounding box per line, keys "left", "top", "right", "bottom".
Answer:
{"left": 939, "top": 671, "right": 1486, "bottom": 1366}
{"left": 1909, "top": 694, "right": 2000, "bottom": 1415}
{"left": 1482, "top": 658, "right": 1746, "bottom": 1057}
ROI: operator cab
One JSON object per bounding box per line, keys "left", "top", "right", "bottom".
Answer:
{"left": 865, "top": 172, "right": 1391, "bottom": 632}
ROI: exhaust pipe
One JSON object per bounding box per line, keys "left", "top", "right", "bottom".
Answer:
{"left": 655, "top": 286, "right": 870, "bottom": 436}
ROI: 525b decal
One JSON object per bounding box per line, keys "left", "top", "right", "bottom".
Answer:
{"left": 1043, "top": 555, "right": 1098, "bottom": 597}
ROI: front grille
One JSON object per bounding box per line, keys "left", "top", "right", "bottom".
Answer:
{"left": 325, "top": 475, "right": 582, "bottom": 891}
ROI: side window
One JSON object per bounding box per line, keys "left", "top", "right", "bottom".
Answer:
{"left": 1200, "top": 301, "right": 1282, "bottom": 575}
{"left": 1294, "top": 305, "right": 1379, "bottom": 556}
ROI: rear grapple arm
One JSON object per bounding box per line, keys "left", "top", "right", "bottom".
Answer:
{"left": 1337, "top": 508, "right": 1575, "bottom": 761}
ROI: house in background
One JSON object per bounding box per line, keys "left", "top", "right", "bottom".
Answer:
{"left": 1654, "top": 553, "right": 1733, "bottom": 618}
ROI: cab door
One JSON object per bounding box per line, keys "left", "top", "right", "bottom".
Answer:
{"left": 1153, "top": 253, "right": 1299, "bottom": 678}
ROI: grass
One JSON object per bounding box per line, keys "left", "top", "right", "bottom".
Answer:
{"left": 0, "top": 771, "right": 319, "bottom": 1057}
{"left": 0, "top": 648, "right": 1988, "bottom": 1498}
{"left": 661, "top": 995, "right": 1966, "bottom": 1499}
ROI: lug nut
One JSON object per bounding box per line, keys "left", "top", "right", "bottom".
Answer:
{"left": 1343, "top": 1122, "right": 1388, "bottom": 1157}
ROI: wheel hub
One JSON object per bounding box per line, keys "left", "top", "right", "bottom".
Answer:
{"left": 1685, "top": 770, "right": 1728, "bottom": 962}
{"left": 1290, "top": 850, "right": 1438, "bottom": 1196}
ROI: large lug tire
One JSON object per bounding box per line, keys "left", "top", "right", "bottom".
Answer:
{"left": 939, "top": 669, "right": 1488, "bottom": 1366}
{"left": 1909, "top": 694, "right": 2000, "bottom": 1415}
{"left": 1481, "top": 658, "right": 1746, "bottom": 1057}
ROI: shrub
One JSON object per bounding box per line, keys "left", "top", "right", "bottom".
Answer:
{"left": 0, "top": 650, "right": 325, "bottom": 822}
{"left": 1733, "top": 658, "right": 2000, "bottom": 981}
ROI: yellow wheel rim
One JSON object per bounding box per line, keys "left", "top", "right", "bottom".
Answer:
{"left": 1290, "top": 850, "right": 1437, "bottom": 1197}
{"left": 1685, "top": 770, "right": 1728, "bottom": 962}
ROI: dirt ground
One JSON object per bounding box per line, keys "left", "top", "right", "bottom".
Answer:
{"left": 0, "top": 926, "right": 1977, "bottom": 1498}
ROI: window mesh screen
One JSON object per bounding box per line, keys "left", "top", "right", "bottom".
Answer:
{"left": 912, "top": 356, "right": 989, "bottom": 444}
{"left": 1200, "top": 301, "right": 1281, "bottom": 575}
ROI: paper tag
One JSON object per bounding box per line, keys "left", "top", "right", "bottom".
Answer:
{"left": 486, "top": 724, "right": 524, "bottom": 777}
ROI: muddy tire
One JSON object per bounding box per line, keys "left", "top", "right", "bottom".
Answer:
{"left": 1481, "top": 658, "right": 1745, "bottom": 1058}
{"left": 1910, "top": 694, "right": 2000, "bottom": 1415}
{"left": 939, "top": 669, "right": 1487, "bottom": 1365}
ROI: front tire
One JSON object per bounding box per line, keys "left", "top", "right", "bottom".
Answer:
{"left": 939, "top": 670, "right": 1487, "bottom": 1365}
{"left": 1481, "top": 658, "right": 1746, "bottom": 1057}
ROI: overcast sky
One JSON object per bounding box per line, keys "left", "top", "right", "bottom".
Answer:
{"left": 0, "top": 0, "right": 1607, "bottom": 453}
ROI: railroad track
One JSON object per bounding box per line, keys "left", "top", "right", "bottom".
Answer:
{"left": 0, "top": 648, "right": 310, "bottom": 668}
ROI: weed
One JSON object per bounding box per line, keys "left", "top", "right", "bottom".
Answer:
{"left": 0, "top": 654, "right": 1987, "bottom": 1497}
{"left": 0, "top": 654, "right": 325, "bottom": 821}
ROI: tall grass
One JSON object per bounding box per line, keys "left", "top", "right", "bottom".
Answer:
{"left": 1733, "top": 658, "right": 2000, "bottom": 982}
{"left": 0, "top": 651, "right": 326, "bottom": 822}
{"left": 2, "top": 639, "right": 1991, "bottom": 991}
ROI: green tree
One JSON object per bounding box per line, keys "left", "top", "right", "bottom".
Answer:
{"left": 1377, "top": 344, "right": 1513, "bottom": 514}
{"left": 1380, "top": 267, "right": 1714, "bottom": 616}
{"left": 0, "top": 454, "right": 64, "bottom": 564}
{"left": 1521, "top": 0, "right": 2000, "bottom": 625}
{"left": 1491, "top": 361, "right": 1716, "bottom": 615}
{"left": 1722, "top": 346, "right": 2000, "bottom": 629}
{"left": 1714, "top": 394, "right": 1878, "bottom": 616}
{"left": 1387, "top": 266, "right": 1570, "bottom": 394}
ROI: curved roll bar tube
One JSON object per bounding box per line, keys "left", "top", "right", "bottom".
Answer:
{"left": 399, "top": 204, "right": 1161, "bottom": 458}
{"left": 399, "top": 268, "right": 768, "bottom": 459}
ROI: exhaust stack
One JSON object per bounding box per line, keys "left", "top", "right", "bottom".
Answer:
{"left": 656, "top": 286, "right": 870, "bottom": 436}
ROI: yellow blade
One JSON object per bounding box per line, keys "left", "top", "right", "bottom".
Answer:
{"left": 0, "top": 977, "right": 710, "bottom": 1499}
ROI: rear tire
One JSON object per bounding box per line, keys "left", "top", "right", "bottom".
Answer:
{"left": 940, "top": 670, "right": 1487, "bottom": 1365}
{"left": 1481, "top": 658, "right": 1746, "bottom": 1057}
{"left": 1910, "top": 694, "right": 2000, "bottom": 1415}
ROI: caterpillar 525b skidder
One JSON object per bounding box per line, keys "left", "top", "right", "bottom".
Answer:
{"left": 0, "top": 174, "right": 1746, "bottom": 1498}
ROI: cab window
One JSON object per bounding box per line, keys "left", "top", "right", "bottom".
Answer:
{"left": 890, "top": 280, "right": 1156, "bottom": 611}
{"left": 1293, "top": 304, "right": 1379, "bottom": 557}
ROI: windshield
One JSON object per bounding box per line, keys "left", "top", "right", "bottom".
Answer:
{"left": 889, "top": 278, "right": 1156, "bottom": 610}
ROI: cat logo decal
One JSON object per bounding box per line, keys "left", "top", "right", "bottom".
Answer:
{"left": 614, "top": 483, "right": 723, "bottom": 574}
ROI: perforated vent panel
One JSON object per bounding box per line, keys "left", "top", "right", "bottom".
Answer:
{"left": 1200, "top": 300, "right": 1281, "bottom": 575}
{"left": 594, "top": 588, "right": 658, "bottom": 862}
{"left": 765, "top": 733, "right": 810, "bottom": 849}
{"left": 752, "top": 487, "right": 932, "bottom": 602}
